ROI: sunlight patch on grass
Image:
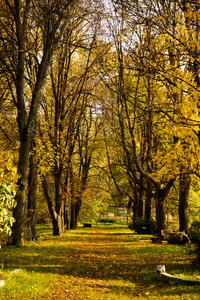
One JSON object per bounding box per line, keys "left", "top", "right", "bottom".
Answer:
{"left": 0, "top": 225, "right": 200, "bottom": 299}
{"left": 0, "top": 269, "right": 50, "bottom": 300}
{"left": 50, "top": 275, "right": 138, "bottom": 300}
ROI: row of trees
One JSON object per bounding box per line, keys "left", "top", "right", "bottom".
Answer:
{"left": 0, "top": 0, "right": 110, "bottom": 245}
{"left": 101, "top": 0, "right": 200, "bottom": 234}
{"left": 89, "top": 0, "right": 200, "bottom": 233}
{"left": 0, "top": 0, "right": 200, "bottom": 245}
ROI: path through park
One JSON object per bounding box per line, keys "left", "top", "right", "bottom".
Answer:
{"left": 1, "top": 225, "right": 199, "bottom": 299}
{"left": 48, "top": 226, "right": 146, "bottom": 299}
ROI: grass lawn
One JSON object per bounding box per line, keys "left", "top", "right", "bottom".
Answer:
{"left": 0, "top": 224, "right": 199, "bottom": 299}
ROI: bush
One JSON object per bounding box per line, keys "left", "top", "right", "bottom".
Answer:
{"left": 188, "top": 220, "right": 200, "bottom": 263}
{"left": 129, "top": 217, "right": 157, "bottom": 234}
{"left": 0, "top": 181, "right": 16, "bottom": 244}
{"left": 99, "top": 219, "right": 115, "bottom": 224}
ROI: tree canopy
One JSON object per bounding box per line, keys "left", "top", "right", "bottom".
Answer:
{"left": 0, "top": 0, "right": 200, "bottom": 243}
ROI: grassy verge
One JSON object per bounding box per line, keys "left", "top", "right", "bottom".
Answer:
{"left": 0, "top": 224, "right": 199, "bottom": 299}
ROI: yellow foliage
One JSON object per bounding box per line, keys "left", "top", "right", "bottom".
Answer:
{"left": 0, "top": 141, "right": 18, "bottom": 186}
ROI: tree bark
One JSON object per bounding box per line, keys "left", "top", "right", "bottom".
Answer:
{"left": 27, "top": 138, "right": 38, "bottom": 238}
{"left": 132, "top": 191, "right": 139, "bottom": 219}
{"left": 145, "top": 183, "right": 151, "bottom": 220}
{"left": 42, "top": 175, "right": 65, "bottom": 236}
{"left": 70, "top": 203, "right": 76, "bottom": 229}
{"left": 179, "top": 174, "right": 190, "bottom": 232}
{"left": 64, "top": 205, "right": 69, "bottom": 230}
{"left": 54, "top": 172, "right": 65, "bottom": 235}
{"left": 75, "top": 197, "right": 82, "bottom": 227}
{"left": 156, "top": 197, "right": 167, "bottom": 235}
{"left": 52, "top": 205, "right": 65, "bottom": 236}
{"left": 12, "top": 136, "right": 32, "bottom": 245}
{"left": 70, "top": 197, "right": 82, "bottom": 229}
{"left": 155, "top": 179, "right": 176, "bottom": 234}
{"left": 138, "top": 175, "right": 145, "bottom": 218}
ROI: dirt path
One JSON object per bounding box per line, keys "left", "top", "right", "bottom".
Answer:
{"left": 48, "top": 226, "right": 140, "bottom": 299}
{"left": 68, "top": 227, "right": 131, "bottom": 275}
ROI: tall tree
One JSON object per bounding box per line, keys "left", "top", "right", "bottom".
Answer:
{"left": 109, "top": 0, "right": 200, "bottom": 233}
{"left": 39, "top": 13, "right": 107, "bottom": 234}
{"left": 70, "top": 106, "right": 102, "bottom": 229}
{"left": 0, "top": 0, "right": 78, "bottom": 245}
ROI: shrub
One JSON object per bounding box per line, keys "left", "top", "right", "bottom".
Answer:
{"left": 188, "top": 220, "right": 200, "bottom": 263}
{"left": 0, "top": 182, "right": 16, "bottom": 244}
{"left": 129, "top": 217, "right": 157, "bottom": 234}
{"left": 99, "top": 219, "right": 115, "bottom": 224}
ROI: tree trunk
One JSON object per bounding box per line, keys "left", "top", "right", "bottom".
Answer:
{"left": 75, "top": 197, "right": 82, "bottom": 227}
{"left": 52, "top": 204, "right": 65, "bottom": 236}
{"left": 145, "top": 185, "right": 151, "bottom": 220}
{"left": 27, "top": 140, "right": 37, "bottom": 238}
{"left": 54, "top": 171, "right": 65, "bottom": 235}
{"left": 11, "top": 47, "right": 52, "bottom": 245}
{"left": 64, "top": 205, "right": 69, "bottom": 230}
{"left": 138, "top": 175, "right": 145, "bottom": 218}
{"left": 156, "top": 200, "right": 167, "bottom": 235}
{"left": 42, "top": 176, "right": 65, "bottom": 236}
{"left": 133, "top": 190, "right": 139, "bottom": 219}
{"left": 11, "top": 135, "right": 32, "bottom": 245}
{"left": 155, "top": 178, "right": 175, "bottom": 234}
{"left": 156, "top": 189, "right": 167, "bottom": 235}
{"left": 179, "top": 174, "right": 190, "bottom": 232}
{"left": 70, "top": 203, "right": 76, "bottom": 229}
{"left": 70, "top": 197, "right": 82, "bottom": 229}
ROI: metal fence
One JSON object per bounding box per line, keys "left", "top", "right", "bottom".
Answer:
{"left": 99, "top": 206, "right": 128, "bottom": 223}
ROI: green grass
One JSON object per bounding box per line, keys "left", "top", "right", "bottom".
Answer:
{"left": 0, "top": 224, "right": 199, "bottom": 299}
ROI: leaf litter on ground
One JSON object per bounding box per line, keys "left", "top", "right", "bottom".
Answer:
{"left": 0, "top": 225, "right": 200, "bottom": 299}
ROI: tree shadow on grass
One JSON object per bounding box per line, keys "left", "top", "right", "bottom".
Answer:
{"left": 1, "top": 228, "right": 200, "bottom": 298}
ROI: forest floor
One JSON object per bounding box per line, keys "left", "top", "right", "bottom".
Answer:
{"left": 0, "top": 224, "right": 200, "bottom": 299}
